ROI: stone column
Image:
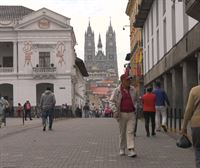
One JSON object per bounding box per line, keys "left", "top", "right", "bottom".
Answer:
{"left": 171, "top": 68, "right": 183, "bottom": 110}
{"left": 13, "top": 41, "right": 17, "bottom": 73}
{"left": 163, "top": 73, "right": 172, "bottom": 106}
{"left": 182, "top": 61, "right": 197, "bottom": 112}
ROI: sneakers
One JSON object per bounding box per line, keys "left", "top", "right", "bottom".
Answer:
{"left": 128, "top": 149, "right": 137, "bottom": 157}
{"left": 119, "top": 149, "right": 125, "bottom": 156}
{"left": 161, "top": 125, "right": 167, "bottom": 132}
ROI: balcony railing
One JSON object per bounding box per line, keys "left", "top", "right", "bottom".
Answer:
{"left": 32, "top": 67, "right": 57, "bottom": 79}
{"left": 185, "top": 0, "right": 200, "bottom": 21}
{"left": 0, "top": 67, "right": 14, "bottom": 73}
{"left": 133, "top": 0, "right": 154, "bottom": 28}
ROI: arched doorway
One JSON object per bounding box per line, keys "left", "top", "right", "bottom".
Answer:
{"left": 0, "top": 83, "right": 13, "bottom": 105}
{"left": 0, "top": 83, "right": 13, "bottom": 117}
{"left": 36, "top": 83, "right": 54, "bottom": 105}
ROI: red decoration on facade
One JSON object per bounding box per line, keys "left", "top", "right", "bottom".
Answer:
{"left": 56, "top": 41, "right": 65, "bottom": 66}
{"left": 23, "top": 41, "right": 33, "bottom": 66}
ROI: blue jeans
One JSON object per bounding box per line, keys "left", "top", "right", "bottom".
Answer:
{"left": 42, "top": 108, "right": 54, "bottom": 129}
{"left": 192, "top": 127, "right": 200, "bottom": 168}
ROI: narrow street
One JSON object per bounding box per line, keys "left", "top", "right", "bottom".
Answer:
{"left": 0, "top": 118, "right": 195, "bottom": 168}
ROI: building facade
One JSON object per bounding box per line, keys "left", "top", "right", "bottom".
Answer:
{"left": 126, "top": 0, "right": 144, "bottom": 95}
{"left": 84, "top": 22, "right": 118, "bottom": 108}
{"left": 133, "top": 0, "right": 200, "bottom": 112}
{"left": 0, "top": 6, "right": 88, "bottom": 113}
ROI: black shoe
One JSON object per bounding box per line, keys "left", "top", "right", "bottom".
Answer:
{"left": 43, "top": 127, "right": 46, "bottom": 131}
{"left": 146, "top": 132, "right": 150, "bottom": 137}
{"left": 30, "top": 119, "right": 32, "bottom": 120}
{"left": 152, "top": 132, "right": 156, "bottom": 136}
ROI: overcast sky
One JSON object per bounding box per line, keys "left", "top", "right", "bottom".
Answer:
{"left": 1, "top": 0, "right": 130, "bottom": 76}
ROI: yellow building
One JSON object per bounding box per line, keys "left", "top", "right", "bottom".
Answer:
{"left": 126, "top": 0, "right": 144, "bottom": 95}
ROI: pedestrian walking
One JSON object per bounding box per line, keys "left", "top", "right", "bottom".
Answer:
{"left": 153, "top": 81, "right": 170, "bottom": 132}
{"left": 110, "top": 73, "right": 138, "bottom": 157}
{"left": 40, "top": 87, "right": 56, "bottom": 131}
{"left": 104, "top": 105, "right": 112, "bottom": 118}
{"left": 16, "top": 103, "right": 22, "bottom": 117}
{"left": 142, "top": 87, "right": 156, "bottom": 137}
{"left": 23, "top": 100, "right": 32, "bottom": 120}
{"left": 83, "top": 103, "right": 90, "bottom": 118}
{"left": 0, "top": 96, "right": 9, "bottom": 128}
{"left": 181, "top": 85, "right": 200, "bottom": 168}
{"left": 90, "top": 103, "right": 96, "bottom": 118}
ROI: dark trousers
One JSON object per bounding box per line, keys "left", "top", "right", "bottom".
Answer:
{"left": 42, "top": 109, "right": 54, "bottom": 129}
{"left": 144, "top": 112, "right": 156, "bottom": 135}
{"left": 192, "top": 127, "right": 200, "bottom": 168}
{"left": 25, "top": 109, "right": 32, "bottom": 120}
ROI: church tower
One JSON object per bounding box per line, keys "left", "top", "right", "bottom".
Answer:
{"left": 106, "top": 21, "right": 118, "bottom": 77}
{"left": 84, "top": 20, "right": 119, "bottom": 107}
{"left": 84, "top": 21, "right": 95, "bottom": 71}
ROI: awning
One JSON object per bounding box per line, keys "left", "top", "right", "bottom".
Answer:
{"left": 75, "top": 57, "right": 89, "bottom": 77}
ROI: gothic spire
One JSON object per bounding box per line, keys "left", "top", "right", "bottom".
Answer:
{"left": 97, "top": 34, "right": 102, "bottom": 49}
{"left": 86, "top": 19, "right": 92, "bottom": 33}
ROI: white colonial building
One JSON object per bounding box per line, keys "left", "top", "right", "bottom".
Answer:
{"left": 0, "top": 6, "right": 88, "bottom": 112}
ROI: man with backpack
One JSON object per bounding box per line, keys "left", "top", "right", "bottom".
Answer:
{"left": 24, "top": 100, "right": 32, "bottom": 120}
{"left": 0, "top": 96, "right": 9, "bottom": 128}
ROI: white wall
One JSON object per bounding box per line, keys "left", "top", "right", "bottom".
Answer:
{"left": 143, "top": 0, "right": 198, "bottom": 74}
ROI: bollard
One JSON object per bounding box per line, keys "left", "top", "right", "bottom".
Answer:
{"left": 174, "top": 108, "right": 177, "bottom": 132}
{"left": 178, "top": 108, "right": 182, "bottom": 131}
{"left": 170, "top": 108, "right": 173, "bottom": 131}
{"left": 166, "top": 108, "right": 169, "bottom": 128}
{"left": 22, "top": 109, "right": 24, "bottom": 125}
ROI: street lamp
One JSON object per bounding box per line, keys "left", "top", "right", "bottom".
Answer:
{"left": 123, "top": 25, "right": 130, "bottom": 30}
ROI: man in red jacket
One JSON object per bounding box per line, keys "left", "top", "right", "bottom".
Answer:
{"left": 142, "top": 87, "right": 156, "bottom": 137}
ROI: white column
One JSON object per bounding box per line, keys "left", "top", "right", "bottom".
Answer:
{"left": 13, "top": 41, "right": 17, "bottom": 73}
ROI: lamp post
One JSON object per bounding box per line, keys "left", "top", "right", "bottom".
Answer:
{"left": 123, "top": 25, "right": 130, "bottom": 30}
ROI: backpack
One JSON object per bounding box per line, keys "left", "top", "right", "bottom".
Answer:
{"left": 0, "top": 100, "right": 5, "bottom": 115}
{"left": 26, "top": 103, "right": 31, "bottom": 110}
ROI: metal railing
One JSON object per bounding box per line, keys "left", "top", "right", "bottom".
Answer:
{"left": 0, "top": 67, "right": 14, "bottom": 73}
{"left": 32, "top": 67, "right": 57, "bottom": 78}
{"left": 32, "top": 67, "right": 56, "bottom": 73}
{"left": 166, "top": 108, "right": 183, "bottom": 132}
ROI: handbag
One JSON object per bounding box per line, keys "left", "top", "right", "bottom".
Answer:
{"left": 176, "top": 135, "right": 192, "bottom": 148}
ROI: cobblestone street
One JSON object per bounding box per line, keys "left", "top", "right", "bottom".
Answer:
{"left": 0, "top": 118, "right": 195, "bottom": 168}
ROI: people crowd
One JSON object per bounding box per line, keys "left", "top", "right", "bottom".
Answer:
{"left": 0, "top": 72, "right": 199, "bottom": 167}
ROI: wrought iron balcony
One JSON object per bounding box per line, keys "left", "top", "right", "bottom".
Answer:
{"left": 185, "top": 0, "right": 200, "bottom": 21}
{"left": 133, "top": 0, "right": 154, "bottom": 28}
{"left": 32, "top": 67, "right": 56, "bottom": 79}
{"left": 0, "top": 67, "right": 14, "bottom": 73}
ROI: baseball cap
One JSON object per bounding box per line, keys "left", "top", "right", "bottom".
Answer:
{"left": 120, "top": 74, "right": 132, "bottom": 81}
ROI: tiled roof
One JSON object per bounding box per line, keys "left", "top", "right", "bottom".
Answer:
{"left": 91, "top": 87, "right": 110, "bottom": 95}
{"left": 0, "top": 6, "right": 34, "bottom": 20}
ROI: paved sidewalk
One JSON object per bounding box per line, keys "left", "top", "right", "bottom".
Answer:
{"left": 0, "top": 118, "right": 195, "bottom": 168}
{"left": 0, "top": 117, "right": 42, "bottom": 139}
